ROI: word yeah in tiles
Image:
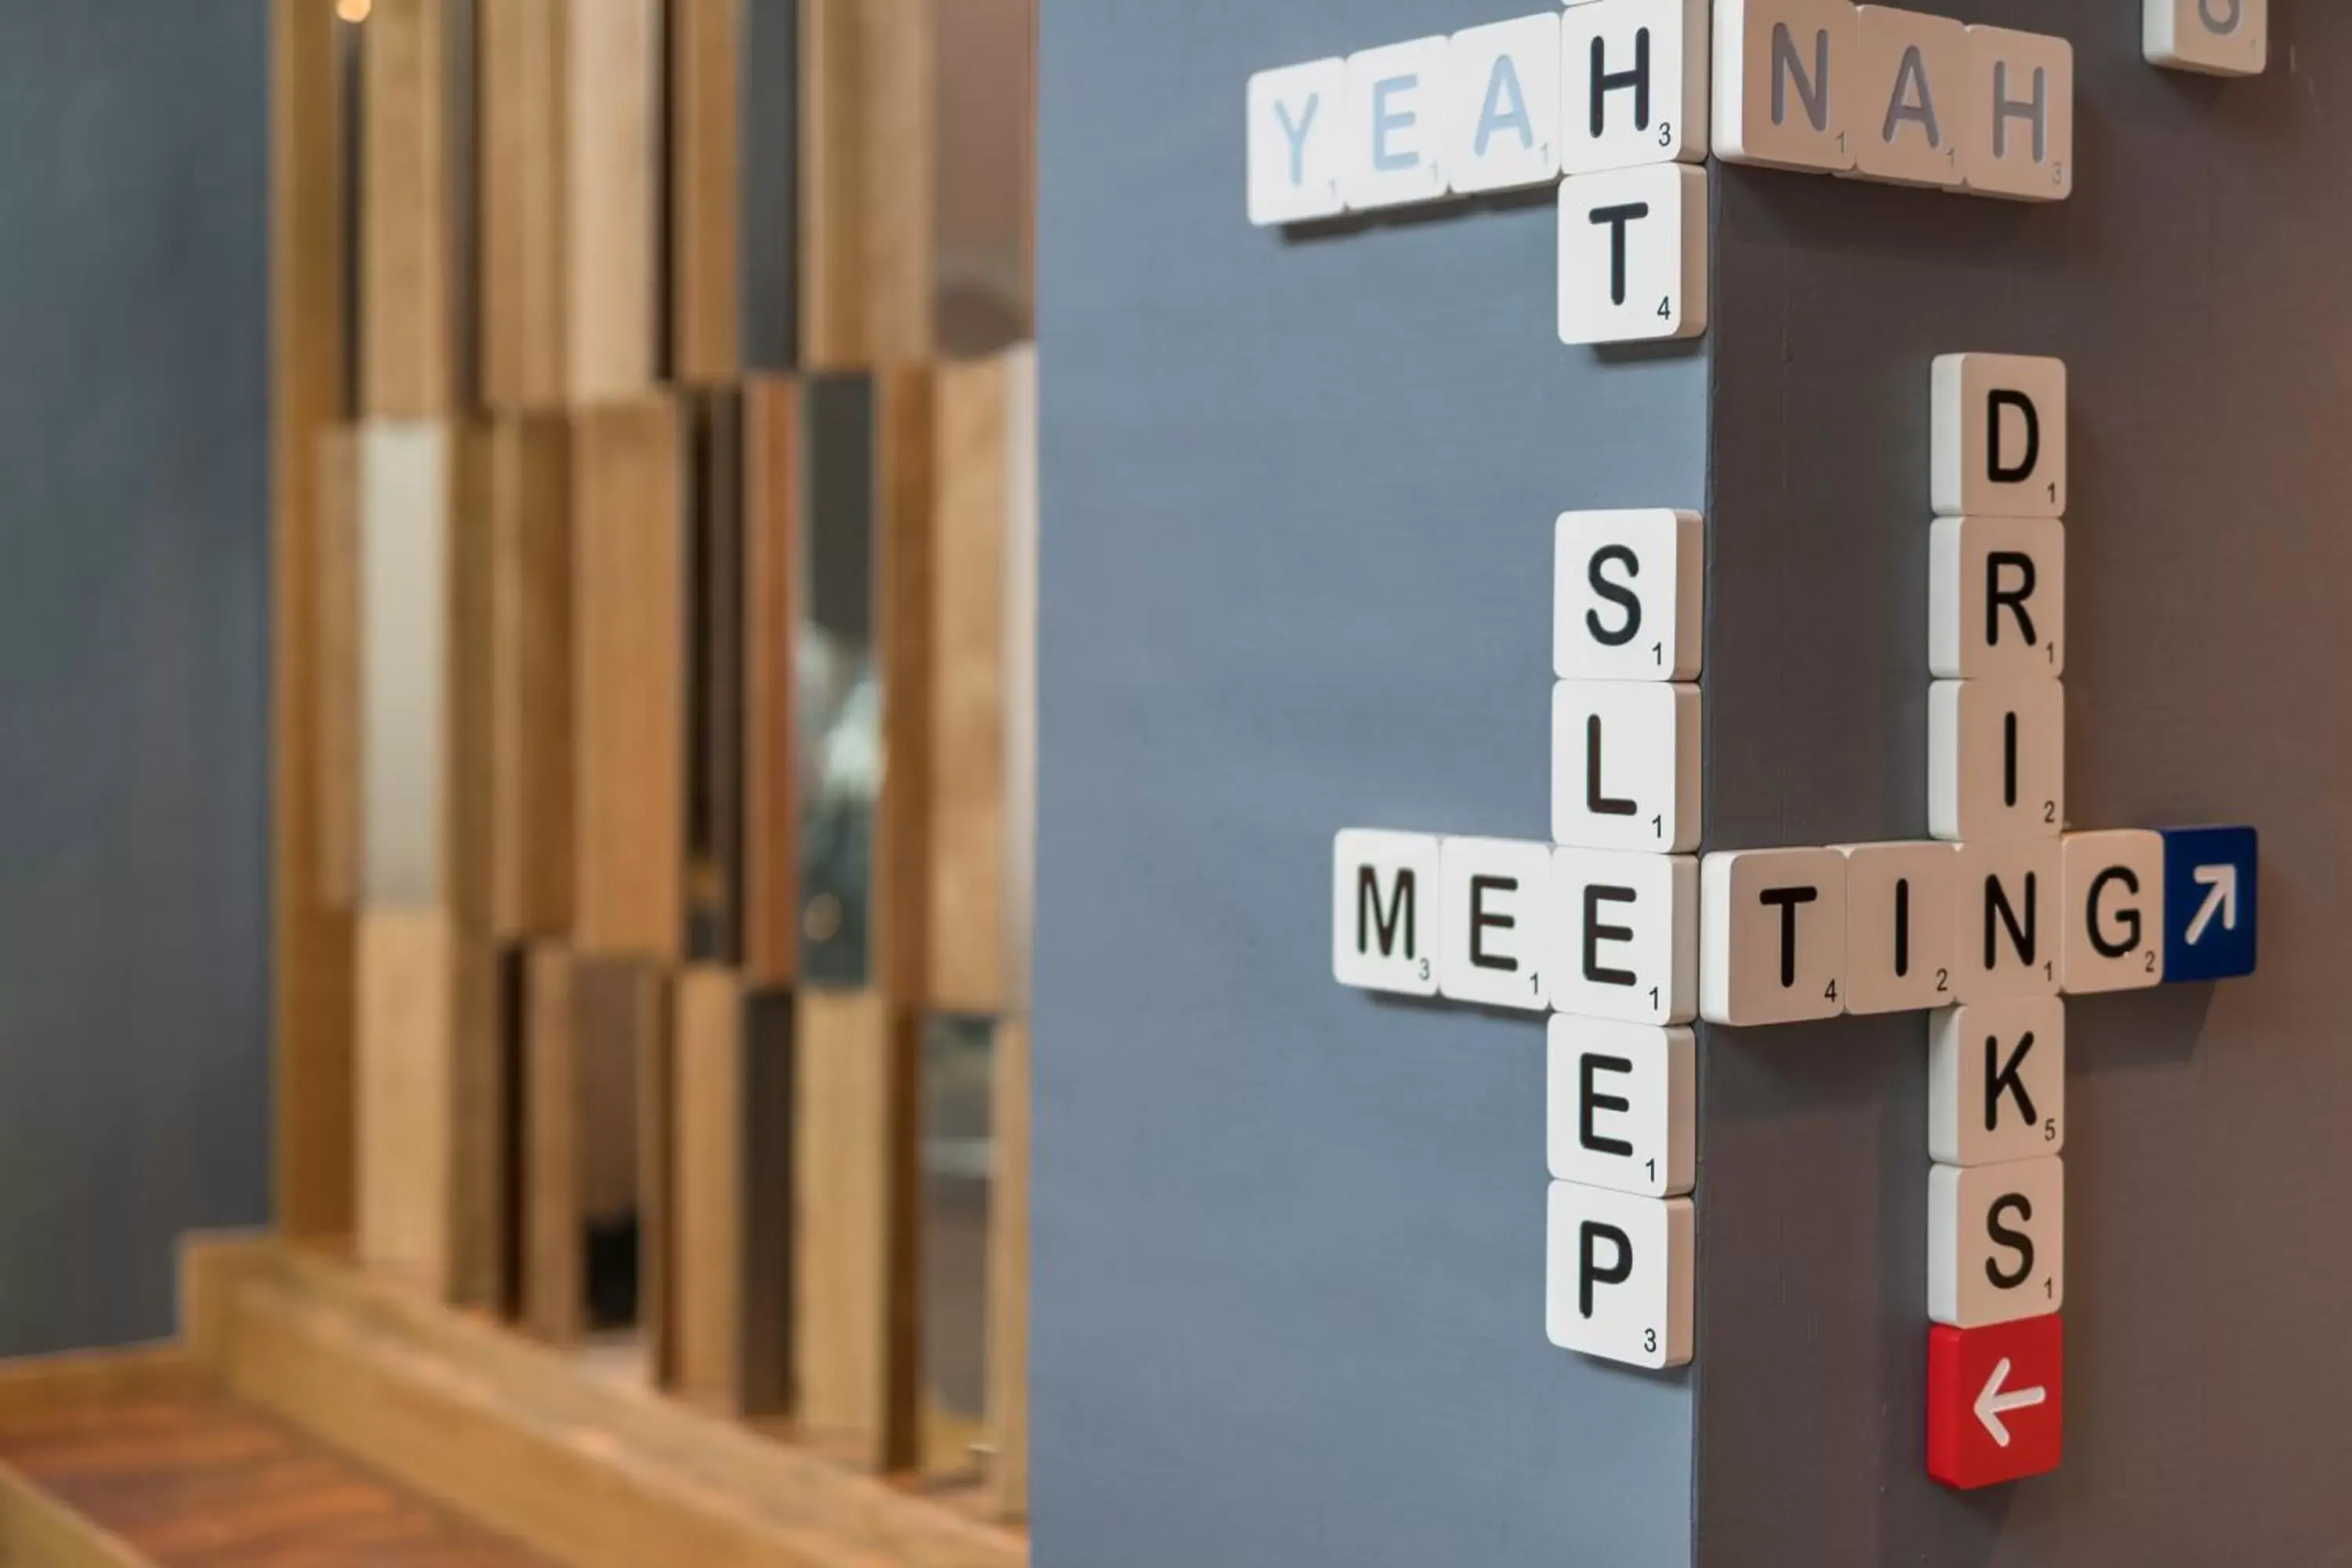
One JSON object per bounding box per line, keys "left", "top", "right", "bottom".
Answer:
{"left": 1327, "top": 352, "right": 2261, "bottom": 1412}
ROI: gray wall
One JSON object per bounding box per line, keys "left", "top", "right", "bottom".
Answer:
{"left": 1033, "top": 2, "right": 1708, "bottom": 1564}
{"left": 1695, "top": 3, "right": 2352, "bottom": 1563}
{"left": 0, "top": 3, "right": 270, "bottom": 1353}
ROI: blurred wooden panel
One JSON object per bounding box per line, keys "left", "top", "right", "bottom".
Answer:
{"left": 793, "top": 986, "right": 917, "bottom": 1470}
{"left": 874, "top": 365, "right": 936, "bottom": 1004}
{"left": 670, "top": 0, "right": 740, "bottom": 384}
{"left": 932, "top": 0, "right": 1034, "bottom": 355}
{"left": 447, "top": 419, "right": 497, "bottom": 936}
{"left": 927, "top": 357, "right": 1008, "bottom": 1014}
{"left": 639, "top": 967, "right": 677, "bottom": 1385}
{"left": 274, "top": 0, "right": 356, "bottom": 1244}
{"left": 686, "top": 390, "right": 746, "bottom": 962}
{"left": 572, "top": 399, "right": 685, "bottom": 960}
{"left": 356, "top": 909, "right": 499, "bottom": 1302}
{"left": 358, "top": 421, "right": 452, "bottom": 906}
{"left": 984, "top": 1014, "right": 1029, "bottom": 1519}
{"left": 568, "top": 0, "right": 661, "bottom": 401}
{"left": 671, "top": 970, "right": 794, "bottom": 1417}
{"left": 488, "top": 413, "right": 575, "bottom": 938}
{"left": 478, "top": 0, "right": 565, "bottom": 406}
{"left": 360, "top": 0, "right": 455, "bottom": 415}
{"left": 313, "top": 425, "right": 361, "bottom": 911}
{"left": 741, "top": 378, "right": 800, "bottom": 984}
{"left": 1000, "top": 347, "right": 1038, "bottom": 1012}
{"left": 916, "top": 1014, "right": 993, "bottom": 1485}
{"left": 521, "top": 945, "right": 581, "bottom": 1344}
{"left": 800, "top": 0, "right": 934, "bottom": 368}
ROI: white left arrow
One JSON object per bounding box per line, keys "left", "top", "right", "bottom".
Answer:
{"left": 2186, "top": 863, "right": 2240, "bottom": 946}
{"left": 1974, "top": 1356, "right": 2046, "bottom": 1448}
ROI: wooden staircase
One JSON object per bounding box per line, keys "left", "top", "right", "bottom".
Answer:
{"left": 0, "top": 1237, "right": 1025, "bottom": 1567}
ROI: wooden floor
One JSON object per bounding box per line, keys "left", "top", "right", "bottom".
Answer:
{"left": 0, "top": 1392, "right": 557, "bottom": 1566}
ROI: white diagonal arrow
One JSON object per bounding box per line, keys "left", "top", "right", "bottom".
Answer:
{"left": 2186, "top": 863, "right": 2240, "bottom": 946}
{"left": 1974, "top": 1356, "right": 2046, "bottom": 1448}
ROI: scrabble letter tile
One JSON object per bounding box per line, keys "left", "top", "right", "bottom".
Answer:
{"left": 1547, "top": 1017, "right": 1694, "bottom": 1196}
{"left": 1552, "top": 681, "right": 1701, "bottom": 851}
{"left": 1331, "top": 829, "right": 1442, "bottom": 995}
{"left": 2060, "top": 829, "right": 2164, "bottom": 993}
{"left": 1554, "top": 508, "right": 1704, "bottom": 683}
{"left": 1562, "top": 0, "right": 1709, "bottom": 176}
{"left": 1700, "top": 847, "right": 1849, "bottom": 1025}
{"left": 1851, "top": 6, "right": 1969, "bottom": 189}
{"left": 2161, "top": 824, "right": 2259, "bottom": 982}
{"left": 1929, "top": 517, "right": 2064, "bottom": 681}
{"left": 1955, "top": 838, "right": 2063, "bottom": 1003}
{"left": 1929, "top": 679, "right": 2063, "bottom": 844}
{"left": 1546, "top": 1181, "right": 1693, "bottom": 1368}
{"left": 2145, "top": 0, "right": 2266, "bottom": 78}
{"left": 1960, "top": 26, "right": 2073, "bottom": 202}
{"left": 1247, "top": 58, "right": 1348, "bottom": 225}
{"left": 1558, "top": 163, "right": 1709, "bottom": 345}
{"left": 1838, "top": 840, "right": 1960, "bottom": 1014}
{"left": 1341, "top": 37, "right": 1453, "bottom": 211}
{"left": 1932, "top": 353, "right": 2067, "bottom": 519}
{"left": 1446, "top": 12, "right": 1563, "bottom": 194}
{"left": 1929, "top": 1155, "right": 2063, "bottom": 1327}
{"left": 1552, "top": 848, "right": 1698, "bottom": 1024}
{"left": 1929, "top": 998, "right": 2063, "bottom": 1165}
{"left": 1711, "top": 0, "right": 1857, "bottom": 172}
{"left": 1928, "top": 1314, "right": 2063, "bottom": 1489}
{"left": 1438, "top": 836, "right": 1554, "bottom": 1010}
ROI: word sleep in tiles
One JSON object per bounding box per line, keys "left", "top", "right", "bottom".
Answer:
{"left": 1554, "top": 509, "right": 1703, "bottom": 684}
{"left": 1552, "top": 848, "right": 1697, "bottom": 1025}
{"left": 1929, "top": 999, "right": 2063, "bottom": 1167}
{"left": 2144, "top": 0, "right": 2267, "bottom": 78}
{"left": 1546, "top": 1017, "right": 1694, "bottom": 1198}
{"left": 1545, "top": 1180, "right": 1693, "bottom": 1368}
{"left": 1552, "top": 679, "right": 1700, "bottom": 851}
{"left": 1929, "top": 1156, "right": 2063, "bottom": 1328}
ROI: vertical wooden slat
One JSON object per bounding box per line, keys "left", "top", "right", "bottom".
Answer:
{"left": 875, "top": 365, "right": 936, "bottom": 1005}
{"left": 927, "top": 357, "right": 1008, "bottom": 1014}
{"left": 360, "top": 0, "right": 454, "bottom": 416}
{"left": 487, "top": 413, "right": 575, "bottom": 938}
{"left": 984, "top": 1015, "right": 1029, "bottom": 1519}
{"left": 931, "top": 0, "right": 1035, "bottom": 355}
{"left": 639, "top": 967, "right": 678, "bottom": 1384}
{"left": 522, "top": 945, "right": 582, "bottom": 1344}
{"left": 478, "top": 0, "right": 566, "bottom": 406}
{"left": 800, "top": 0, "right": 935, "bottom": 368}
{"left": 1000, "top": 347, "right": 1038, "bottom": 1014}
{"left": 686, "top": 390, "right": 746, "bottom": 962}
{"left": 274, "top": 0, "right": 358, "bottom": 1247}
{"left": 740, "top": 0, "right": 801, "bottom": 369}
{"left": 672, "top": 967, "right": 745, "bottom": 1410}
{"left": 314, "top": 426, "right": 363, "bottom": 912}
{"left": 741, "top": 377, "right": 800, "bottom": 985}
{"left": 568, "top": 0, "right": 662, "bottom": 402}
{"left": 448, "top": 419, "right": 497, "bottom": 936}
{"left": 670, "top": 0, "right": 740, "bottom": 384}
{"left": 572, "top": 398, "right": 686, "bottom": 960}
{"left": 447, "top": 926, "right": 506, "bottom": 1306}
{"left": 356, "top": 909, "right": 455, "bottom": 1294}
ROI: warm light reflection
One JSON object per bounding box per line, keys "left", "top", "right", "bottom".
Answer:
{"left": 334, "top": 0, "right": 371, "bottom": 24}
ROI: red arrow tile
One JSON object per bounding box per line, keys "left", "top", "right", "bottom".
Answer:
{"left": 1928, "top": 1312, "right": 2063, "bottom": 1489}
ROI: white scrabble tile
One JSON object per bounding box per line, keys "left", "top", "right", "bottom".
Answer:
{"left": 1546, "top": 1181, "right": 1694, "bottom": 1368}
{"left": 1547, "top": 1017, "right": 1694, "bottom": 1197}
{"left": 1551, "top": 848, "right": 1699, "bottom": 1025}
{"left": 1931, "top": 353, "right": 2067, "bottom": 519}
{"left": 2145, "top": 0, "right": 2267, "bottom": 78}
{"left": 1341, "top": 37, "right": 1453, "bottom": 210}
{"left": 1700, "top": 847, "right": 1849, "bottom": 1025}
{"left": 1929, "top": 678, "right": 2064, "bottom": 844}
{"left": 1960, "top": 26, "right": 2073, "bottom": 203}
{"left": 1711, "top": 0, "right": 1858, "bottom": 172}
{"left": 1553, "top": 508, "right": 1704, "bottom": 683}
{"left": 1246, "top": 57, "right": 1348, "bottom": 226}
{"left": 1438, "top": 836, "right": 1555, "bottom": 1011}
{"left": 1557, "top": 162, "right": 1709, "bottom": 345}
{"left": 1929, "top": 998, "right": 2065, "bottom": 1165}
{"left": 1837, "top": 840, "right": 1961, "bottom": 1014}
{"left": 1930, "top": 517, "right": 2065, "bottom": 681}
{"left": 1929, "top": 1156, "right": 2063, "bottom": 1328}
{"left": 1552, "top": 681, "right": 1701, "bottom": 852}
{"left": 2061, "top": 829, "right": 2165, "bottom": 993}
{"left": 1955, "top": 838, "right": 2063, "bottom": 1003}
{"left": 1561, "top": 0, "right": 1709, "bottom": 175}
{"left": 1849, "top": 6, "right": 1969, "bottom": 189}
{"left": 1331, "top": 829, "right": 1442, "bottom": 996}
{"left": 1446, "top": 12, "right": 1563, "bottom": 194}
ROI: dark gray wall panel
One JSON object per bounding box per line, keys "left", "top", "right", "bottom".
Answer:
{"left": 1033, "top": 2, "right": 1709, "bottom": 1564}
{"left": 0, "top": 1, "right": 270, "bottom": 1353}
{"left": 1695, "top": 4, "right": 2352, "bottom": 1564}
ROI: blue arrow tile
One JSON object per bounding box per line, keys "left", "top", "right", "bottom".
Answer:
{"left": 2160, "top": 826, "right": 2258, "bottom": 983}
